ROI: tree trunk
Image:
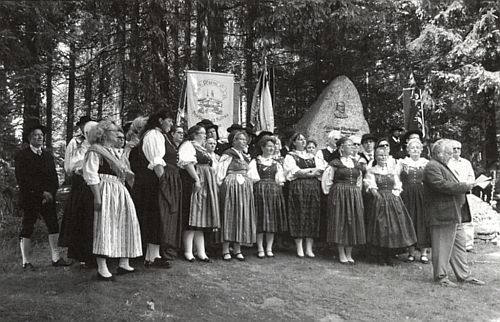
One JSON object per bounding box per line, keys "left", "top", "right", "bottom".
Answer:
{"left": 97, "top": 56, "right": 105, "bottom": 120}
{"left": 128, "top": 0, "right": 141, "bottom": 120}
{"left": 115, "top": 13, "right": 126, "bottom": 122}
{"left": 171, "top": 1, "right": 180, "bottom": 107}
{"left": 484, "top": 89, "right": 498, "bottom": 169}
{"left": 46, "top": 56, "right": 53, "bottom": 150}
{"left": 195, "top": 1, "right": 206, "bottom": 71}
{"left": 184, "top": 0, "right": 192, "bottom": 69}
{"left": 66, "top": 43, "right": 76, "bottom": 145}
{"left": 207, "top": 0, "right": 224, "bottom": 71}
{"left": 244, "top": 2, "right": 258, "bottom": 123}
{"left": 84, "top": 53, "right": 92, "bottom": 117}
{"left": 23, "top": 16, "right": 42, "bottom": 132}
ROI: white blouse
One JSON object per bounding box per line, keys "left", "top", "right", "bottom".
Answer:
{"left": 363, "top": 164, "right": 403, "bottom": 195}
{"left": 83, "top": 150, "right": 104, "bottom": 185}
{"left": 142, "top": 128, "right": 167, "bottom": 170}
{"left": 395, "top": 157, "right": 428, "bottom": 175}
{"left": 178, "top": 141, "right": 198, "bottom": 169}
{"left": 247, "top": 156, "right": 285, "bottom": 186}
{"left": 283, "top": 150, "right": 322, "bottom": 181}
{"left": 321, "top": 157, "right": 361, "bottom": 194}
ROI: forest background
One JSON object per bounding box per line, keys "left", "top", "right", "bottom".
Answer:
{"left": 1, "top": 0, "right": 500, "bottom": 189}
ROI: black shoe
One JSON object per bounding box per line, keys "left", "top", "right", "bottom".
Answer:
{"left": 196, "top": 256, "right": 212, "bottom": 263}
{"left": 460, "top": 278, "right": 485, "bottom": 286}
{"left": 183, "top": 254, "right": 195, "bottom": 263}
{"left": 144, "top": 258, "right": 172, "bottom": 269}
{"left": 116, "top": 267, "right": 136, "bottom": 275}
{"left": 97, "top": 272, "right": 116, "bottom": 282}
{"left": 52, "top": 258, "right": 72, "bottom": 267}
{"left": 233, "top": 252, "right": 245, "bottom": 261}
{"left": 80, "top": 261, "right": 98, "bottom": 269}
{"left": 23, "top": 263, "right": 36, "bottom": 271}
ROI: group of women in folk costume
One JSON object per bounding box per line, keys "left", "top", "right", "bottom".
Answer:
{"left": 61, "top": 108, "right": 430, "bottom": 281}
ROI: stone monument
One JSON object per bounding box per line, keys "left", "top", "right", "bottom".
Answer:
{"left": 295, "top": 75, "right": 370, "bottom": 148}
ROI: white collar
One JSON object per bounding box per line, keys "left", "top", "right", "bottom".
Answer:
{"left": 30, "top": 145, "right": 42, "bottom": 155}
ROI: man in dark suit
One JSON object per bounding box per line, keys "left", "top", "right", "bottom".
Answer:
{"left": 422, "top": 139, "right": 485, "bottom": 287}
{"left": 388, "top": 126, "right": 405, "bottom": 159}
{"left": 15, "top": 124, "right": 69, "bottom": 270}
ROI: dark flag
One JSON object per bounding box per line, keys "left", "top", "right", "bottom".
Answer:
{"left": 403, "top": 74, "right": 425, "bottom": 138}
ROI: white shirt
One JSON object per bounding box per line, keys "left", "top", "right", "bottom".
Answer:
{"left": 448, "top": 157, "right": 474, "bottom": 183}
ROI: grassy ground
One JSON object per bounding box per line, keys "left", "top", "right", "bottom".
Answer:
{"left": 0, "top": 218, "right": 499, "bottom": 322}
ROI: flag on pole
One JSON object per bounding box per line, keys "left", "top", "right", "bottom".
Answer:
{"left": 403, "top": 72, "right": 427, "bottom": 137}
{"left": 176, "top": 79, "right": 187, "bottom": 126}
{"left": 403, "top": 86, "right": 425, "bottom": 138}
{"left": 249, "top": 62, "right": 274, "bottom": 132}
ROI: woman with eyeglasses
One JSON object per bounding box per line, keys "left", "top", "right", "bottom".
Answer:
{"left": 130, "top": 109, "right": 182, "bottom": 268}
{"left": 349, "top": 136, "right": 363, "bottom": 162}
{"left": 284, "top": 132, "right": 323, "bottom": 258}
{"left": 216, "top": 130, "right": 256, "bottom": 261}
{"left": 364, "top": 147, "right": 417, "bottom": 266}
{"left": 171, "top": 125, "right": 185, "bottom": 148}
{"left": 371, "top": 138, "right": 397, "bottom": 169}
{"left": 114, "top": 130, "right": 126, "bottom": 157}
{"left": 248, "top": 135, "right": 288, "bottom": 258}
{"left": 83, "top": 120, "right": 142, "bottom": 280}
{"left": 395, "top": 138, "right": 430, "bottom": 264}
{"left": 321, "top": 137, "right": 365, "bottom": 264}
{"left": 178, "top": 125, "right": 220, "bottom": 263}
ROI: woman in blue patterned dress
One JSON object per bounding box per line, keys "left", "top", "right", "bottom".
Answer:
{"left": 216, "top": 130, "right": 256, "bottom": 261}
{"left": 322, "top": 137, "right": 365, "bottom": 264}
{"left": 283, "top": 132, "right": 323, "bottom": 258}
{"left": 178, "top": 125, "right": 220, "bottom": 263}
{"left": 248, "top": 135, "right": 287, "bottom": 258}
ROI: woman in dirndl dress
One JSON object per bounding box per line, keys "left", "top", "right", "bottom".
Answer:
{"left": 59, "top": 121, "right": 97, "bottom": 268}
{"left": 216, "top": 130, "right": 256, "bottom": 261}
{"left": 321, "top": 137, "right": 365, "bottom": 265}
{"left": 178, "top": 125, "right": 220, "bottom": 263}
{"left": 364, "top": 147, "right": 417, "bottom": 266}
{"left": 248, "top": 135, "right": 287, "bottom": 259}
{"left": 130, "top": 109, "right": 182, "bottom": 268}
{"left": 283, "top": 132, "right": 324, "bottom": 258}
{"left": 206, "top": 137, "right": 220, "bottom": 169}
{"left": 83, "top": 120, "right": 142, "bottom": 281}
{"left": 395, "top": 138, "right": 430, "bottom": 264}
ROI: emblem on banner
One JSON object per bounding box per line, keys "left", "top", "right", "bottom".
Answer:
{"left": 195, "top": 79, "right": 227, "bottom": 115}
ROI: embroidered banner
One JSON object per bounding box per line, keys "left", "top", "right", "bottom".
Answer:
{"left": 186, "top": 70, "right": 234, "bottom": 139}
